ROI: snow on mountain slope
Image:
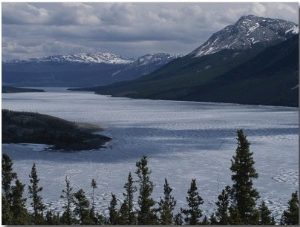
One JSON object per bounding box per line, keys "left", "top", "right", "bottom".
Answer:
{"left": 5, "top": 52, "right": 182, "bottom": 67}
{"left": 131, "top": 53, "right": 182, "bottom": 67}
{"left": 191, "top": 15, "right": 298, "bottom": 57}
{"left": 6, "top": 52, "right": 135, "bottom": 64}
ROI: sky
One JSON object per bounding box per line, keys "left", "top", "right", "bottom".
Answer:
{"left": 2, "top": 2, "right": 299, "bottom": 61}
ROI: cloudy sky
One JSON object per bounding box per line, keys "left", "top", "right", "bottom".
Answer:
{"left": 2, "top": 2, "right": 299, "bottom": 61}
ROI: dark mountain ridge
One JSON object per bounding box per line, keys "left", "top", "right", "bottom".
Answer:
{"left": 83, "top": 15, "right": 298, "bottom": 107}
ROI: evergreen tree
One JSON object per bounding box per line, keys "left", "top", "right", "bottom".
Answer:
{"left": 280, "top": 191, "right": 299, "bottom": 225}
{"left": 215, "top": 185, "right": 231, "bottom": 224}
{"left": 202, "top": 215, "right": 210, "bottom": 225}
{"left": 258, "top": 201, "right": 275, "bottom": 225}
{"left": 2, "top": 153, "right": 17, "bottom": 202}
{"left": 2, "top": 153, "right": 17, "bottom": 225}
{"left": 28, "top": 163, "right": 46, "bottom": 224}
{"left": 182, "top": 179, "right": 203, "bottom": 225}
{"left": 10, "top": 179, "right": 30, "bottom": 224}
{"left": 60, "top": 176, "right": 75, "bottom": 225}
{"left": 108, "top": 193, "right": 120, "bottom": 224}
{"left": 91, "top": 178, "right": 97, "bottom": 208}
{"left": 209, "top": 213, "right": 218, "bottom": 225}
{"left": 158, "top": 178, "right": 176, "bottom": 225}
{"left": 45, "top": 210, "right": 61, "bottom": 225}
{"left": 173, "top": 210, "right": 184, "bottom": 225}
{"left": 73, "top": 188, "right": 93, "bottom": 225}
{"left": 135, "top": 156, "right": 158, "bottom": 224}
{"left": 121, "top": 172, "right": 137, "bottom": 224}
{"left": 2, "top": 195, "right": 12, "bottom": 225}
{"left": 228, "top": 205, "right": 243, "bottom": 224}
{"left": 230, "top": 129, "right": 260, "bottom": 224}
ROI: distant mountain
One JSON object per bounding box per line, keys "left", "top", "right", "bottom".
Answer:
{"left": 5, "top": 52, "right": 134, "bottom": 64}
{"left": 2, "top": 53, "right": 180, "bottom": 87}
{"left": 190, "top": 15, "right": 298, "bottom": 57}
{"left": 110, "top": 53, "right": 182, "bottom": 81}
{"left": 85, "top": 15, "right": 298, "bottom": 107}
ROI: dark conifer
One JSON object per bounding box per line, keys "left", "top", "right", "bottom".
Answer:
{"left": 258, "top": 201, "right": 275, "bottom": 225}
{"left": 45, "top": 210, "right": 61, "bottom": 225}
{"left": 121, "top": 172, "right": 137, "bottom": 224}
{"left": 2, "top": 153, "right": 17, "bottom": 202}
{"left": 108, "top": 193, "right": 120, "bottom": 224}
{"left": 228, "top": 205, "right": 243, "bottom": 224}
{"left": 10, "top": 179, "right": 30, "bottom": 224}
{"left": 60, "top": 176, "right": 75, "bottom": 225}
{"left": 73, "top": 188, "right": 93, "bottom": 224}
{"left": 2, "top": 195, "right": 12, "bottom": 225}
{"left": 215, "top": 185, "right": 231, "bottom": 224}
{"left": 209, "top": 213, "right": 218, "bottom": 225}
{"left": 91, "top": 178, "right": 97, "bottom": 208}
{"left": 158, "top": 178, "right": 176, "bottom": 225}
{"left": 135, "top": 156, "right": 158, "bottom": 224}
{"left": 173, "top": 210, "right": 184, "bottom": 225}
{"left": 182, "top": 179, "right": 203, "bottom": 225}
{"left": 280, "top": 191, "right": 299, "bottom": 225}
{"left": 28, "top": 163, "right": 46, "bottom": 224}
{"left": 202, "top": 215, "right": 210, "bottom": 225}
{"left": 230, "top": 129, "right": 260, "bottom": 224}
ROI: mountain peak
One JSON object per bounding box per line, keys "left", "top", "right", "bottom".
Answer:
{"left": 190, "top": 15, "right": 298, "bottom": 58}
{"left": 6, "top": 52, "right": 135, "bottom": 65}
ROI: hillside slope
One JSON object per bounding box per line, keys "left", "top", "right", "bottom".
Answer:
{"left": 89, "top": 16, "right": 298, "bottom": 107}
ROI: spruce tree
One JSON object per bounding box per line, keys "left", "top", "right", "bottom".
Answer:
{"left": 209, "top": 213, "right": 218, "bottom": 225}
{"left": 2, "top": 153, "right": 17, "bottom": 202}
{"left": 182, "top": 179, "right": 203, "bottom": 225}
{"left": 173, "top": 210, "right": 184, "bottom": 225}
{"left": 135, "top": 156, "right": 158, "bottom": 224}
{"left": 60, "top": 176, "right": 75, "bottom": 225}
{"left": 158, "top": 178, "right": 176, "bottom": 225}
{"left": 121, "top": 172, "right": 137, "bottom": 224}
{"left": 215, "top": 185, "right": 231, "bottom": 224}
{"left": 73, "top": 188, "right": 93, "bottom": 225}
{"left": 228, "top": 205, "right": 243, "bottom": 224}
{"left": 108, "top": 193, "right": 120, "bottom": 224}
{"left": 28, "top": 163, "right": 46, "bottom": 224}
{"left": 2, "top": 153, "right": 17, "bottom": 225}
{"left": 2, "top": 195, "right": 12, "bottom": 225}
{"left": 10, "top": 179, "right": 30, "bottom": 224}
{"left": 91, "top": 178, "right": 97, "bottom": 208}
{"left": 230, "top": 129, "right": 260, "bottom": 224}
{"left": 45, "top": 210, "right": 61, "bottom": 225}
{"left": 280, "top": 191, "right": 299, "bottom": 225}
{"left": 258, "top": 201, "right": 275, "bottom": 225}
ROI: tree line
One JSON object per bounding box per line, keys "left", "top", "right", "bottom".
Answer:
{"left": 2, "top": 129, "right": 299, "bottom": 225}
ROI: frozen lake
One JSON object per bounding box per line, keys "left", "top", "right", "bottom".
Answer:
{"left": 2, "top": 87, "right": 298, "bottom": 221}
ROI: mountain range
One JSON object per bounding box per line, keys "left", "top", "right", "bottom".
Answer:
{"left": 3, "top": 15, "right": 298, "bottom": 107}
{"left": 2, "top": 53, "right": 181, "bottom": 87}
{"left": 78, "top": 15, "right": 298, "bottom": 107}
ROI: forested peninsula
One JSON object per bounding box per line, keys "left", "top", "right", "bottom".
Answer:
{"left": 2, "top": 109, "right": 111, "bottom": 151}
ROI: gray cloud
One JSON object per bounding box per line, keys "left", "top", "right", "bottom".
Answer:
{"left": 2, "top": 2, "right": 298, "bottom": 60}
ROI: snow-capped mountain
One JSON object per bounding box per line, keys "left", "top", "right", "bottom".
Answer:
{"left": 131, "top": 53, "right": 182, "bottom": 67}
{"left": 191, "top": 15, "right": 298, "bottom": 57}
{"left": 6, "top": 52, "right": 135, "bottom": 65}
{"left": 111, "top": 53, "right": 182, "bottom": 79}
{"left": 3, "top": 52, "right": 181, "bottom": 87}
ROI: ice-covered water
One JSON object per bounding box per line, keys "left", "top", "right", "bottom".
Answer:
{"left": 2, "top": 87, "right": 298, "bottom": 222}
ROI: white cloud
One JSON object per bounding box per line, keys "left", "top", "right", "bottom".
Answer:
{"left": 2, "top": 2, "right": 298, "bottom": 60}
